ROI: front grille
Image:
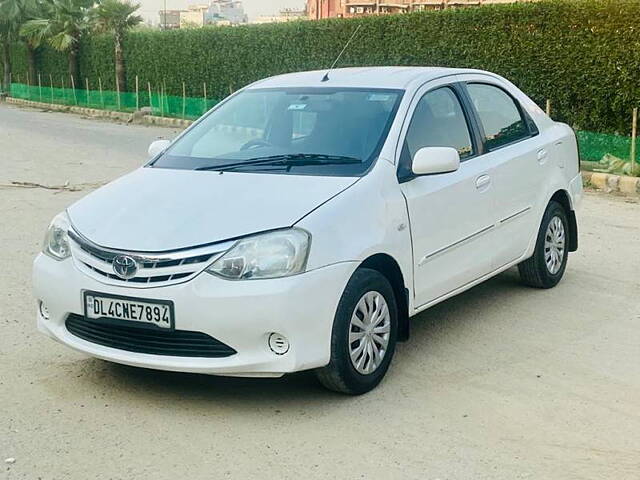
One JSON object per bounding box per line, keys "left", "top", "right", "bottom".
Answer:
{"left": 68, "top": 230, "right": 232, "bottom": 288}
{"left": 65, "top": 314, "right": 237, "bottom": 358}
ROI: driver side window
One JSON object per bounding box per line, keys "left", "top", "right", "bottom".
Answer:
{"left": 399, "top": 87, "right": 473, "bottom": 179}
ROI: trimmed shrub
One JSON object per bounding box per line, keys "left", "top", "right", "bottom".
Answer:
{"left": 4, "top": 0, "right": 640, "bottom": 133}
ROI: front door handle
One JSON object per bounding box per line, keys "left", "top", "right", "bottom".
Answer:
{"left": 475, "top": 174, "right": 491, "bottom": 191}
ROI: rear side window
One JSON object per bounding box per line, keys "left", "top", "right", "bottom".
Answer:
{"left": 467, "top": 83, "right": 530, "bottom": 150}
{"left": 404, "top": 87, "right": 474, "bottom": 160}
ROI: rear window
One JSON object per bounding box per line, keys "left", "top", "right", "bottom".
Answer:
{"left": 467, "top": 83, "right": 530, "bottom": 150}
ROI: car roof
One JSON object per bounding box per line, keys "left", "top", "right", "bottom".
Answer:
{"left": 249, "top": 66, "right": 489, "bottom": 90}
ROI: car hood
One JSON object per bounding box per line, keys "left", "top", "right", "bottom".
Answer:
{"left": 68, "top": 167, "right": 358, "bottom": 252}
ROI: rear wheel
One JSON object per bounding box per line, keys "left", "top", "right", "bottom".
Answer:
{"left": 315, "top": 268, "right": 398, "bottom": 395}
{"left": 518, "top": 201, "right": 569, "bottom": 289}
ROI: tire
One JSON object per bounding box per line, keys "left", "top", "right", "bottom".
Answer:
{"left": 518, "top": 201, "right": 570, "bottom": 289}
{"left": 315, "top": 268, "right": 398, "bottom": 395}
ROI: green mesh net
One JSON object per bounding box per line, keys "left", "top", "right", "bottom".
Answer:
{"left": 575, "top": 130, "right": 637, "bottom": 163}
{"left": 10, "top": 82, "right": 218, "bottom": 120}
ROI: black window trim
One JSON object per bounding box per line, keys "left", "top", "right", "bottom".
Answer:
{"left": 460, "top": 81, "right": 539, "bottom": 154}
{"left": 397, "top": 82, "right": 479, "bottom": 183}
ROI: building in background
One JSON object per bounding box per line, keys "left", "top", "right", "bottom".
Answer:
{"left": 159, "top": 0, "right": 248, "bottom": 28}
{"left": 307, "top": 0, "right": 343, "bottom": 20}
{"left": 180, "top": 4, "right": 209, "bottom": 28}
{"left": 253, "top": 7, "right": 308, "bottom": 24}
{"left": 204, "top": 0, "right": 248, "bottom": 25}
{"left": 307, "top": 0, "right": 534, "bottom": 19}
{"left": 158, "top": 9, "right": 182, "bottom": 29}
{"left": 280, "top": 8, "right": 308, "bottom": 21}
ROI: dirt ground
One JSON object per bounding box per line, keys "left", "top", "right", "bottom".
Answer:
{"left": 1, "top": 103, "right": 639, "bottom": 480}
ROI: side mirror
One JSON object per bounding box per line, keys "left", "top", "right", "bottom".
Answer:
{"left": 412, "top": 147, "right": 460, "bottom": 176}
{"left": 148, "top": 139, "right": 171, "bottom": 159}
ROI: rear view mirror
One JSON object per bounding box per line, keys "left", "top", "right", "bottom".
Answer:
{"left": 148, "top": 139, "right": 171, "bottom": 159}
{"left": 412, "top": 147, "right": 460, "bottom": 175}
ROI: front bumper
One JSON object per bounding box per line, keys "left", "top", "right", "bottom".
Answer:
{"left": 33, "top": 253, "right": 356, "bottom": 377}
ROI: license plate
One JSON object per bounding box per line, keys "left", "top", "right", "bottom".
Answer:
{"left": 83, "top": 291, "right": 174, "bottom": 330}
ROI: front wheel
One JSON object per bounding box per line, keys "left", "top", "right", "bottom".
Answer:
{"left": 315, "top": 268, "right": 398, "bottom": 395}
{"left": 518, "top": 201, "right": 569, "bottom": 289}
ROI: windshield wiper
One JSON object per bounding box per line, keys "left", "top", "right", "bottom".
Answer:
{"left": 195, "top": 154, "right": 362, "bottom": 172}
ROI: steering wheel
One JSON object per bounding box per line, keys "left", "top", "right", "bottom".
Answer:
{"left": 240, "top": 139, "right": 273, "bottom": 151}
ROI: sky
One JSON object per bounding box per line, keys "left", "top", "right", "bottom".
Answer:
{"left": 138, "top": 0, "right": 306, "bottom": 23}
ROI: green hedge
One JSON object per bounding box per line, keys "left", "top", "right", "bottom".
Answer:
{"left": 5, "top": 0, "right": 640, "bottom": 134}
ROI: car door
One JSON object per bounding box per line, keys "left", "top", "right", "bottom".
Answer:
{"left": 461, "top": 79, "right": 545, "bottom": 269}
{"left": 398, "top": 80, "right": 497, "bottom": 309}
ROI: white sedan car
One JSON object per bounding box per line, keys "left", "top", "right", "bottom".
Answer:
{"left": 33, "top": 67, "right": 583, "bottom": 394}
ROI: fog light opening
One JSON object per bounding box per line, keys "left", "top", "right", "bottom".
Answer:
{"left": 39, "top": 301, "right": 50, "bottom": 320}
{"left": 268, "top": 333, "right": 290, "bottom": 355}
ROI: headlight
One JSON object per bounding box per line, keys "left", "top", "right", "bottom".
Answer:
{"left": 43, "top": 212, "right": 71, "bottom": 260}
{"left": 206, "top": 228, "right": 311, "bottom": 280}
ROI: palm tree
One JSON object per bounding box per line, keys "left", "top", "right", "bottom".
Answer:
{"left": 93, "top": 0, "right": 142, "bottom": 92}
{"left": 22, "top": 0, "right": 50, "bottom": 83}
{"left": 0, "top": 0, "right": 30, "bottom": 90}
{"left": 20, "top": 0, "right": 94, "bottom": 85}
{"left": 0, "top": 14, "right": 14, "bottom": 91}
{"left": 0, "top": 0, "right": 50, "bottom": 90}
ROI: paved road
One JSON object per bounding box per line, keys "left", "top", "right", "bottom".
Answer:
{"left": 1, "top": 103, "right": 639, "bottom": 480}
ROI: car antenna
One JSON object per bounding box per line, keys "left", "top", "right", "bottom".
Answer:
{"left": 321, "top": 24, "right": 362, "bottom": 83}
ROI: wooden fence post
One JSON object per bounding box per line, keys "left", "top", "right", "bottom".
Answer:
{"left": 203, "top": 82, "right": 207, "bottom": 114}
{"left": 61, "top": 76, "right": 65, "bottom": 102}
{"left": 182, "top": 81, "right": 186, "bottom": 119}
{"left": 98, "top": 77, "right": 104, "bottom": 109}
{"left": 85, "top": 78, "right": 89, "bottom": 105}
{"left": 49, "top": 74, "right": 54, "bottom": 103}
{"left": 546, "top": 99, "right": 551, "bottom": 117}
{"left": 148, "top": 81, "right": 153, "bottom": 111}
{"left": 163, "top": 79, "right": 167, "bottom": 116}
{"left": 116, "top": 75, "right": 121, "bottom": 110}
{"left": 70, "top": 75, "right": 77, "bottom": 105}
{"left": 631, "top": 108, "right": 638, "bottom": 176}
{"left": 135, "top": 75, "right": 139, "bottom": 111}
{"left": 38, "top": 73, "right": 42, "bottom": 102}
{"left": 69, "top": 75, "right": 78, "bottom": 105}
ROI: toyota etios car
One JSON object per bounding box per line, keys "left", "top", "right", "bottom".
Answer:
{"left": 33, "top": 67, "right": 582, "bottom": 394}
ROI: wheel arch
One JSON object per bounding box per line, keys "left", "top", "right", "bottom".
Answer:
{"left": 359, "top": 253, "right": 410, "bottom": 342}
{"left": 549, "top": 189, "right": 578, "bottom": 252}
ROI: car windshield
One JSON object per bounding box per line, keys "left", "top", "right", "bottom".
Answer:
{"left": 151, "top": 87, "right": 404, "bottom": 176}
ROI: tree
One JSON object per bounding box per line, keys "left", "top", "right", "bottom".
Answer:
{"left": 0, "top": 0, "right": 34, "bottom": 90}
{"left": 20, "top": 0, "right": 94, "bottom": 85}
{"left": 0, "top": 11, "right": 14, "bottom": 91}
{"left": 93, "top": 0, "right": 142, "bottom": 92}
{"left": 0, "top": 0, "right": 52, "bottom": 91}
{"left": 22, "top": 1, "right": 51, "bottom": 83}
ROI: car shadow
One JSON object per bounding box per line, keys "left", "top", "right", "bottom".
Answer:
{"left": 78, "top": 267, "right": 533, "bottom": 405}
{"left": 406, "top": 268, "right": 529, "bottom": 345}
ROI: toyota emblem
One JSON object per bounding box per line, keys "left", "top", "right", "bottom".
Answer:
{"left": 113, "top": 255, "right": 138, "bottom": 280}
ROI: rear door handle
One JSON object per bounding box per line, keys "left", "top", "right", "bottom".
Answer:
{"left": 475, "top": 174, "right": 491, "bottom": 190}
{"left": 537, "top": 149, "right": 548, "bottom": 163}
{"left": 554, "top": 142, "right": 565, "bottom": 168}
